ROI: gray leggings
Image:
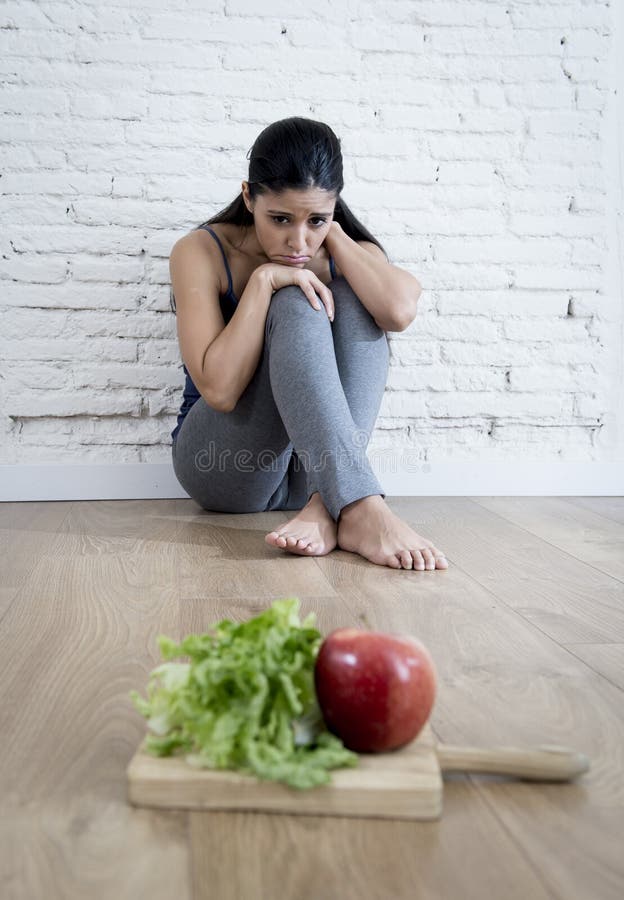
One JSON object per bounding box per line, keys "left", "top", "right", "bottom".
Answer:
{"left": 171, "top": 275, "right": 389, "bottom": 522}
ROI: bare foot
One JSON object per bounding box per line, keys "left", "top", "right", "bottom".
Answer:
{"left": 337, "top": 495, "right": 449, "bottom": 570}
{"left": 265, "top": 492, "right": 338, "bottom": 557}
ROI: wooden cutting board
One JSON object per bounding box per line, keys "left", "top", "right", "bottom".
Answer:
{"left": 127, "top": 722, "right": 443, "bottom": 821}
{"left": 126, "top": 724, "right": 589, "bottom": 821}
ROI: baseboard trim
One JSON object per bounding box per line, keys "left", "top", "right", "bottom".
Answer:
{"left": 1, "top": 461, "right": 622, "bottom": 501}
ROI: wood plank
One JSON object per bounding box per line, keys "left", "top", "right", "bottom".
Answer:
{"left": 189, "top": 781, "right": 553, "bottom": 900}
{"left": 0, "top": 500, "right": 191, "bottom": 900}
{"left": 565, "top": 496, "right": 624, "bottom": 526}
{"left": 0, "top": 500, "right": 72, "bottom": 532}
{"left": 174, "top": 506, "right": 339, "bottom": 601}
{"left": 0, "top": 796, "right": 189, "bottom": 900}
{"left": 472, "top": 778, "right": 624, "bottom": 900}
{"left": 562, "top": 643, "right": 624, "bottom": 691}
{"left": 0, "top": 586, "right": 20, "bottom": 621}
{"left": 472, "top": 496, "right": 624, "bottom": 581}
{"left": 394, "top": 496, "right": 624, "bottom": 645}
{"left": 47, "top": 498, "right": 190, "bottom": 556}
{"left": 0, "top": 500, "right": 73, "bottom": 619}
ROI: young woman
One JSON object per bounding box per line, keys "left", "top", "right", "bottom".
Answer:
{"left": 169, "top": 117, "right": 448, "bottom": 572}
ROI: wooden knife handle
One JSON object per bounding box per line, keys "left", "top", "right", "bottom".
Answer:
{"left": 436, "top": 743, "right": 590, "bottom": 782}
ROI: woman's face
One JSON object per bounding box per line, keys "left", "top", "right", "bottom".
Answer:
{"left": 242, "top": 184, "right": 336, "bottom": 266}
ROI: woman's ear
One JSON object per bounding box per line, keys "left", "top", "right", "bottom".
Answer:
{"left": 241, "top": 181, "right": 252, "bottom": 212}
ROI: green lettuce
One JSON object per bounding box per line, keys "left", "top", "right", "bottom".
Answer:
{"left": 129, "top": 597, "right": 359, "bottom": 790}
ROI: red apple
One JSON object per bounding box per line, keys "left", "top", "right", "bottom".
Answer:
{"left": 314, "top": 628, "right": 437, "bottom": 753}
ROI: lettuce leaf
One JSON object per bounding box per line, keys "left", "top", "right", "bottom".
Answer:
{"left": 129, "top": 597, "right": 359, "bottom": 789}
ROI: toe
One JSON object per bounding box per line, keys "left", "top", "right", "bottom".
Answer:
{"left": 420, "top": 548, "right": 436, "bottom": 570}
{"left": 412, "top": 550, "right": 426, "bottom": 571}
{"left": 428, "top": 545, "right": 448, "bottom": 568}
{"left": 398, "top": 550, "right": 413, "bottom": 569}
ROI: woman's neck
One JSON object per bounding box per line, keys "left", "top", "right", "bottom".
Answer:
{"left": 226, "top": 223, "right": 270, "bottom": 263}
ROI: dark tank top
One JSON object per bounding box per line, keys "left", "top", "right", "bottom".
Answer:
{"left": 171, "top": 225, "right": 337, "bottom": 441}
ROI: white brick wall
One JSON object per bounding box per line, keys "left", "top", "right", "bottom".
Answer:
{"left": 1, "top": 0, "right": 621, "bottom": 470}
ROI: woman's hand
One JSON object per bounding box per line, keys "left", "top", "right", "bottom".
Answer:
{"left": 323, "top": 220, "right": 343, "bottom": 250}
{"left": 255, "top": 263, "right": 334, "bottom": 322}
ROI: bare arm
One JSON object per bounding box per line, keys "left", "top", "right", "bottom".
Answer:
{"left": 324, "top": 222, "right": 422, "bottom": 332}
{"left": 170, "top": 234, "right": 335, "bottom": 414}
{"left": 200, "top": 268, "right": 273, "bottom": 412}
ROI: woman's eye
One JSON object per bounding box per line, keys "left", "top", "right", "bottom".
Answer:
{"left": 271, "top": 216, "right": 327, "bottom": 226}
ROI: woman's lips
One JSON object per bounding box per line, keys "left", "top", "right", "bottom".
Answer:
{"left": 282, "top": 255, "right": 309, "bottom": 262}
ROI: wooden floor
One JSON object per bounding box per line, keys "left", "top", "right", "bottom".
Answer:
{"left": 1, "top": 496, "right": 623, "bottom": 900}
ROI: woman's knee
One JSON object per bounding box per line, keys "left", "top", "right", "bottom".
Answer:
{"left": 268, "top": 283, "right": 313, "bottom": 318}
{"left": 266, "top": 282, "right": 331, "bottom": 338}
{"left": 269, "top": 277, "right": 368, "bottom": 325}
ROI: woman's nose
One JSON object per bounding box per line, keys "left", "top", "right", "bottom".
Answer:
{"left": 288, "top": 227, "right": 307, "bottom": 251}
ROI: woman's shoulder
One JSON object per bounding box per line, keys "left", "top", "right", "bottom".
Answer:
{"left": 188, "top": 221, "right": 228, "bottom": 251}
{"left": 193, "top": 222, "right": 248, "bottom": 252}
{"left": 176, "top": 223, "right": 242, "bottom": 297}
{"left": 192, "top": 221, "right": 230, "bottom": 241}
{"left": 190, "top": 223, "right": 268, "bottom": 300}
{"left": 193, "top": 222, "right": 260, "bottom": 269}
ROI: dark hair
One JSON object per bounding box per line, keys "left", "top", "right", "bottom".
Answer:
{"left": 170, "top": 116, "right": 387, "bottom": 313}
